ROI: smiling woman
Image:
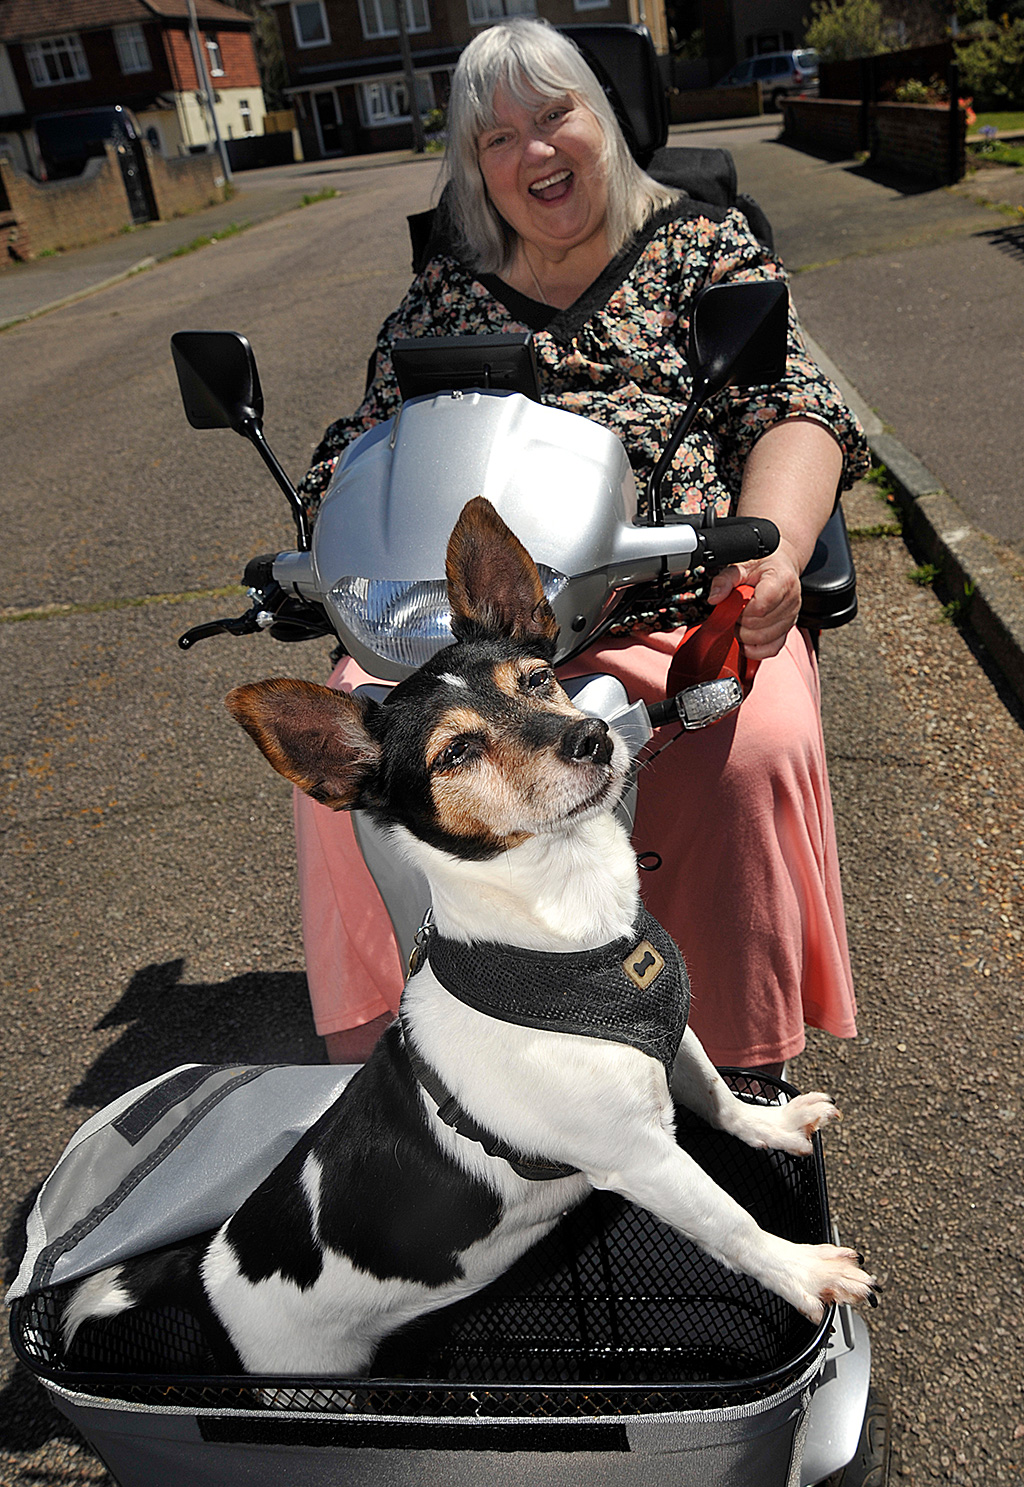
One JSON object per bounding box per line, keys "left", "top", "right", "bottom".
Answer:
{"left": 444, "top": 20, "right": 676, "bottom": 292}
{"left": 476, "top": 93, "right": 610, "bottom": 308}
{"left": 295, "top": 18, "right": 870, "bottom": 1076}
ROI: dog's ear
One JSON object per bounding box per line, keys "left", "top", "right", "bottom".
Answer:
{"left": 226, "top": 679, "right": 381, "bottom": 811}
{"left": 446, "top": 497, "right": 559, "bottom": 652}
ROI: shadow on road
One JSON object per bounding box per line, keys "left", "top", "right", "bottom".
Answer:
{"left": 767, "top": 137, "right": 962, "bottom": 197}
{"left": 68, "top": 961, "right": 323, "bottom": 1111}
{"left": 979, "top": 222, "right": 1024, "bottom": 263}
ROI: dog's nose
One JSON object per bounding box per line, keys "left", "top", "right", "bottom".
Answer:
{"left": 560, "top": 717, "right": 613, "bottom": 765}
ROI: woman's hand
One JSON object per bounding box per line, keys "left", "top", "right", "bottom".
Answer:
{"left": 708, "top": 419, "right": 844, "bottom": 660}
{"left": 707, "top": 540, "right": 804, "bottom": 660}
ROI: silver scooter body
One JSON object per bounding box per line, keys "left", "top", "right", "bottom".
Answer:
{"left": 276, "top": 389, "right": 699, "bottom": 681}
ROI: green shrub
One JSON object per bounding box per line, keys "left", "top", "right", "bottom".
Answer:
{"left": 805, "top": 0, "right": 893, "bottom": 61}
{"left": 956, "top": 17, "right": 1024, "bottom": 110}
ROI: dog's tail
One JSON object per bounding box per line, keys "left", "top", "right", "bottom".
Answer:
{"left": 61, "top": 1240, "right": 206, "bottom": 1354}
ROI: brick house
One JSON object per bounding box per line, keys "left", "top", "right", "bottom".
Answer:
{"left": 0, "top": 0, "right": 267, "bottom": 175}
{"left": 267, "top": 0, "right": 669, "bottom": 157}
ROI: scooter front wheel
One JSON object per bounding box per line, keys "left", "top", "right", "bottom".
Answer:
{"left": 817, "top": 1387, "right": 892, "bottom": 1486}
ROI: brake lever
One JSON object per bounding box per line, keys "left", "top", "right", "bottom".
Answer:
{"left": 177, "top": 577, "right": 334, "bottom": 650}
{"left": 178, "top": 605, "right": 265, "bottom": 650}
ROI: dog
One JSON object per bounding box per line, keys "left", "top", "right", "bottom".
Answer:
{"left": 62, "top": 496, "right": 876, "bottom": 1376}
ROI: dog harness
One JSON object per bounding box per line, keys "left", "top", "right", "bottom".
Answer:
{"left": 403, "top": 907, "right": 690, "bottom": 1181}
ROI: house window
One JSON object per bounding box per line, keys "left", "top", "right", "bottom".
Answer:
{"left": 114, "top": 24, "right": 151, "bottom": 74}
{"left": 292, "top": 0, "right": 331, "bottom": 46}
{"left": 240, "top": 98, "right": 253, "bottom": 133}
{"left": 466, "top": 0, "right": 535, "bottom": 24}
{"left": 360, "top": 74, "right": 434, "bottom": 126}
{"left": 205, "top": 35, "right": 224, "bottom": 76}
{"left": 25, "top": 34, "right": 90, "bottom": 87}
{"left": 359, "top": 0, "right": 430, "bottom": 41}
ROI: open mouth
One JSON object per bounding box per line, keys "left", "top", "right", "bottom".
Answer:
{"left": 529, "top": 169, "right": 573, "bottom": 202}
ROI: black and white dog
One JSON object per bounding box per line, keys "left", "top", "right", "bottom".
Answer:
{"left": 64, "top": 496, "right": 875, "bottom": 1376}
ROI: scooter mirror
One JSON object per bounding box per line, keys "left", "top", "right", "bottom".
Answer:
{"left": 645, "top": 280, "right": 789, "bottom": 525}
{"left": 170, "top": 330, "right": 264, "bottom": 432}
{"left": 170, "top": 329, "right": 310, "bottom": 550}
{"left": 686, "top": 280, "right": 789, "bottom": 401}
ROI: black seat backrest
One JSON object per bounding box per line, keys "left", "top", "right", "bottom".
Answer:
{"left": 557, "top": 23, "right": 668, "bottom": 168}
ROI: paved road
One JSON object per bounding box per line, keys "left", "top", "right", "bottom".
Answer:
{"left": 690, "top": 120, "right": 1024, "bottom": 553}
{"left": 2, "top": 147, "right": 1023, "bottom": 1487}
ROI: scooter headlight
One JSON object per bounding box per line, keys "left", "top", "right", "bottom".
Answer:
{"left": 328, "top": 569, "right": 567, "bottom": 671}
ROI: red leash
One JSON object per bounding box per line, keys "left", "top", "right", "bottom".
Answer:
{"left": 665, "top": 584, "right": 760, "bottom": 703}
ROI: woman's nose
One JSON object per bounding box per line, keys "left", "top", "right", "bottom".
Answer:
{"left": 522, "top": 133, "right": 555, "bottom": 163}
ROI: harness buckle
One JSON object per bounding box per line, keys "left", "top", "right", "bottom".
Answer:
{"left": 406, "top": 906, "right": 435, "bottom": 979}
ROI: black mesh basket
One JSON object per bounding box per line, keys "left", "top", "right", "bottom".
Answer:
{"left": 12, "top": 1073, "right": 832, "bottom": 1420}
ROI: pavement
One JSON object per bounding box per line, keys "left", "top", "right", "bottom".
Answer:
{"left": 0, "top": 147, "right": 440, "bottom": 330}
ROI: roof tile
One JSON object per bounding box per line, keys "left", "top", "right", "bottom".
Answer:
{"left": 0, "top": 0, "right": 252, "bottom": 44}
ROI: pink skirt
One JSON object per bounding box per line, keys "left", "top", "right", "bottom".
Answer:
{"left": 294, "top": 627, "right": 856, "bottom": 1068}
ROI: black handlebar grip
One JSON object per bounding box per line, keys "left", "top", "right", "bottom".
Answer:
{"left": 697, "top": 518, "right": 779, "bottom": 569}
{"left": 243, "top": 553, "right": 278, "bottom": 591}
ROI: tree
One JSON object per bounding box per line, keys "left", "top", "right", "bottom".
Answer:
{"left": 804, "top": 0, "right": 894, "bottom": 60}
{"left": 956, "top": 15, "right": 1024, "bottom": 106}
{"left": 220, "top": 0, "right": 289, "bottom": 111}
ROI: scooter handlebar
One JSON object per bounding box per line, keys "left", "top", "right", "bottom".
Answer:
{"left": 691, "top": 517, "right": 780, "bottom": 571}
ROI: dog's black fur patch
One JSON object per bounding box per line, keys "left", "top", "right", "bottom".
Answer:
{"left": 224, "top": 1025, "right": 503, "bottom": 1291}
{"left": 315, "top": 1026, "right": 504, "bottom": 1286}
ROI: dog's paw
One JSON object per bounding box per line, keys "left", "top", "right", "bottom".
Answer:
{"left": 740, "top": 1092, "right": 839, "bottom": 1156}
{"left": 785, "top": 1244, "right": 879, "bottom": 1324}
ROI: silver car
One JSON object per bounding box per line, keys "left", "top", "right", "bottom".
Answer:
{"left": 714, "top": 49, "right": 819, "bottom": 111}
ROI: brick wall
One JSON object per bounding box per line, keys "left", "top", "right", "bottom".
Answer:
{"left": 872, "top": 101, "right": 965, "bottom": 183}
{"left": 0, "top": 144, "right": 131, "bottom": 262}
{"left": 0, "top": 142, "right": 228, "bottom": 267}
{"left": 781, "top": 96, "right": 967, "bottom": 182}
{"left": 779, "top": 97, "right": 863, "bottom": 155}
{"left": 143, "top": 146, "right": 228, "bottom": 219}
{"left": 669, "top": 83, "right": 762, "bottom": 123}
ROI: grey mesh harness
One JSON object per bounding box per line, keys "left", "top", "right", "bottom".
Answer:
{"left": 403, "top": 907, "right": 689, "bottom": 1181}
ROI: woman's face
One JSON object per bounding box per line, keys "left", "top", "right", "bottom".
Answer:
{"left": 476, "top": 88, "right": 608, "bottom": 259}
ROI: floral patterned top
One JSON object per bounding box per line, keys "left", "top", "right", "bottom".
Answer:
{"left": 299, "top": 199, "right": 869, "bottom": 630}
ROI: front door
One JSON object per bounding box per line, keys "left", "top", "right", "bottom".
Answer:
{"left": 314, "top": 91, "right": 343, "bottom": 155}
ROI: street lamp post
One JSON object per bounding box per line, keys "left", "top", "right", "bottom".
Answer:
{"left": 394, "top": 0, "right": 426, "bottom": 154}
{"left": 185, "top": 0, "right": 233, "bottom": 182}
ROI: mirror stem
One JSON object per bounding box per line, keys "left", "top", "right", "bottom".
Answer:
{"left": 237, "top": 417, "right": 311, "bottom": 551}
{"left": 645, "top": 396, "right": 698, "bottom": 526}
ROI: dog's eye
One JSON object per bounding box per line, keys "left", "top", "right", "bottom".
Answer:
{"left": 433, "top": 735, "right": 482, "bottom": 772}
{"left": 524, "top": 667, "right": 555, "bottom": 691}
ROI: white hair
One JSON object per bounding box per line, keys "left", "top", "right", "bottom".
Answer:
{"left": 442, "top": 18, "right": 677, "bottom": 275}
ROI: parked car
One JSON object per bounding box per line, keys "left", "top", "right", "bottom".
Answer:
{"left": 714, "top": 50, "right": 819, "bottom": 110}
{"left": 34, "top": 105, "right": 143, "bottom": 180}
{"left": 33, "top": 106, "right": 156, "bottom": 223}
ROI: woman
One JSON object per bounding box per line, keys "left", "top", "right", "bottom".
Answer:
{"left": 295, "top": 19, "right": 869, "bottom": 1073}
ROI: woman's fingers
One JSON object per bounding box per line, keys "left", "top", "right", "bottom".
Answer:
{"left": 710, "top": 553, "right": 801, "bottom": 660}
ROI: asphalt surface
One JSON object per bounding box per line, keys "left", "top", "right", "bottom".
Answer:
{"left": 2, "top": 130, "right": 1023, "bottom": 1486}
